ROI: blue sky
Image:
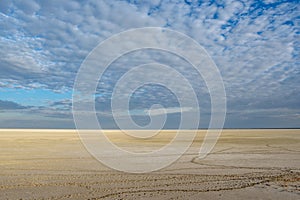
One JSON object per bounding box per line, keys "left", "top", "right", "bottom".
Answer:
{"left": 0, "top": 0, "right": 299, "bottom": 128}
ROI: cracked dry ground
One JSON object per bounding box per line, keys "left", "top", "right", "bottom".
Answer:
{"left": 0, "top": 129, "right": 299, "bottom": 199}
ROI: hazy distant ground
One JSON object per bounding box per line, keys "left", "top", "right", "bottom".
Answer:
{"left": 0, "top": 129, "right": 299, "bottom": 199}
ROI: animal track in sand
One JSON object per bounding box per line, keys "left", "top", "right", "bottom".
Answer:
{"left": 1, "top": 170, "right": 298, "bottom": 199}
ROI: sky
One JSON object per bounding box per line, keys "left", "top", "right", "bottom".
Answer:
{"left": 0, "top": 0, "right": 299, "bottom": 129}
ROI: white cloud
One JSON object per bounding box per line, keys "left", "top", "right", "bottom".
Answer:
{"left": 146, "top": 107, "right": 193, "bottom": 116}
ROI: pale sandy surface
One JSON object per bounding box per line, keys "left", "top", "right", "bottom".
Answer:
{"left": 0, "top": 129, "right": 299, "bottom": 199}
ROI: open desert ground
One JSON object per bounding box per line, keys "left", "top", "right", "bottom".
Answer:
{"left": 0, "top": 129, "right": 299, "bottom": 199}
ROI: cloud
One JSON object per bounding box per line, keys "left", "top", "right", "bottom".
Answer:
{"left": 0, "top": 100, "right": 28, "bottom": 110}
{"left": 146, "top": 107, "right": 193, "bottom": 116}
{"left": 108, "top": 107, "right": 193, "bottom": 117}
{"left": 0, "top": 0, "right": 299, "bottom": 128}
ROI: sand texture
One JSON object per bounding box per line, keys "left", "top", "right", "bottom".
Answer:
{"left": 0, "top": 129, "right": 299, "bottom": 199}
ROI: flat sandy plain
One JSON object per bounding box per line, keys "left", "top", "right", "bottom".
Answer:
{"left": 0, "top": 129, "right": 299, "bottom": 200}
